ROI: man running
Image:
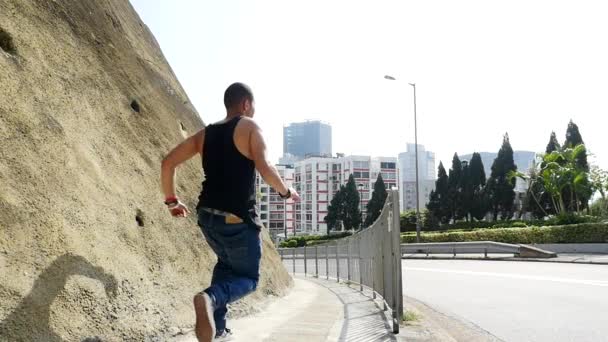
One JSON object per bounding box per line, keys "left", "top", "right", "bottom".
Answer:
{"left": 160, "top": 82, "right": 300, "bottom": 341}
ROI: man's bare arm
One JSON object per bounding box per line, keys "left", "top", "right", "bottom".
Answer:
{"left": 249, "top": 123, "right": 300, "bottom": 200}
{"left": 161, "top": 129, "right": 204, "bottom": 199}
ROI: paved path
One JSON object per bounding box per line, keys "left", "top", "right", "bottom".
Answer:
{"left": 172, "top": 277, "right": 395, "bottom": 342}
{"left": 403, "top": 259, "right": 608, "bottom": 342}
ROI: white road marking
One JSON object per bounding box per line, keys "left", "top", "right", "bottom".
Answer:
{"left": 404, "top": 266, "right": 608, "bottom": 287}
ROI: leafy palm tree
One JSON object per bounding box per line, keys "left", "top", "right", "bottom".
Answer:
{"left": 537, "top": 145, "right": 591, "bottom": 215}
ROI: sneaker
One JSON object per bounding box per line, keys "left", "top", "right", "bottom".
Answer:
{"left": 194, "top": 293, "right": 216, "bottom": 342}
{"left": 214, "top": 328, "right": 234, "bottom": 341}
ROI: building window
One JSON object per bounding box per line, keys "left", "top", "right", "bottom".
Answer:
{"left": 353, "top": 171, "right": 369, "bottom": 179}
{"left": 305, "top": 164, "right": 312, "bottom": 172}
{"left": 296, "top": 213, "right": 302, "bottom": 220}
{"left": 381, "top": 162, "right": 396, "bottom": 169}
{"left": 381, "top": 172, "right": 396, "bottom": 180}
{"left": 270, "top": 204, "right": 285, "bottom": 211}
{"left": 261, "top": 205, "right": 268, "bottom": 211}
{"left": 270, "top": 213, "right": 284, "bottom": 220}
{"left": 306, "top": 214, "right": 312, "bottom": 221}
{"left": 269, "top": 222, "right": 284, "bottom": 228}
{"left": 261, "top": 213, "right": 268, "bottom": 220}
{"left": 353, "top": 161, "right": 370, "bottom": 169}
{"left": 305, "top": 203, "right": 312, "bottom": 211}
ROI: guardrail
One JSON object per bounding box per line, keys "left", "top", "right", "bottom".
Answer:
{"left": 401, "top": 241, "right": 557, "bottom": 258}
{"left": 278, "top": 190, "right": 404, "bottom": 334}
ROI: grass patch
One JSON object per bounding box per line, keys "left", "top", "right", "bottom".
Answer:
{"left": 401, "top": 222, "right": 608, "bottom": 244}
{"left": 403, "top": 310, "right": 421, "bottom": 323}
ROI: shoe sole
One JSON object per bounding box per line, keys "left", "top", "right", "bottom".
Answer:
{"left": 194, "top": 293, "right": 216, "bottom": 342}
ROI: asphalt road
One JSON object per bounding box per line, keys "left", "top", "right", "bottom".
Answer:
{"left": 403, "top": 259, "right": 608, "bottom": 342}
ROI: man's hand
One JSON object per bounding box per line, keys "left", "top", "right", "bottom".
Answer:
{"left": 288, "top": 187, "right": 301, "bottom": 202}
{"left": 167, "top": 200, "right": 191, "bottom": 218}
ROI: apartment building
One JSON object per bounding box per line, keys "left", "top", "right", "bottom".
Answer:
{"left": 291, "top": 155, "right": 398, "bottom": 235}
{"left": 256, "top": 165, "right": 295, "bottom": 239}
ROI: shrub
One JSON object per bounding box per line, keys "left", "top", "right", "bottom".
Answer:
{"left": 401, "top": 223, "right": 608, "bottom": 244}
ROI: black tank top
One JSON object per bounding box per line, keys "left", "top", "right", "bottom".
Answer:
{"left": 197, "top": 116, "right": 260, "bottom": 227}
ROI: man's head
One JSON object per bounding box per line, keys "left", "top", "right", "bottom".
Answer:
{"left": 224, "top": 82, "right": 255, "bottom": 117}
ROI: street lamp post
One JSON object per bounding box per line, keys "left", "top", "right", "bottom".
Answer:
{"left": 384, "top": 75, "right": 422, "bottom": 243}
{"left": 358, "top": 183, "right": 364, "bottom": 229}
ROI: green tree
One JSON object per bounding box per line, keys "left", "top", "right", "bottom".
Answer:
{"left": 460, "top": 161, "right": 472, "bottom": 221}
{"left": 365, "top": 174, "right": 388, "bottom": 226}
{"left": 343, "top": 174, "right": 362, "bottom": 229}
{"left": 538, "top": 145, "right": 592, "bottom": 215}
{"left": 325, "top": 185, "right": 345, "bottom": 233}
{"left": 427, "top": 162, "right": 450, "bottom": 224}
{"left": 469, "top": 152, "right": 488, "bottom": 220}
{"left": 531, "top": 132, "right": 562, "bottom": 218}
{"left": 487, "top": 133, "right": 517, "bottom": 220}
{"left": 546, "top": 131, "right": 561, "bottom": 154}
{"left": 563, "top": 120, "right": 590, "bottom": 211}
{"left": 448, "top": 153, "right": 464, "bottom": 222}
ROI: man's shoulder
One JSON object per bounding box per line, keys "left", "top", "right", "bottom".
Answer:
{"left": 236, "top": 116, "right": 260, "bottom": 130}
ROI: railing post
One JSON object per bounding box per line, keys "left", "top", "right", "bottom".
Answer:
{"left": 279, "top": 249, "right": 284, "bottom": 261}
{"left": 371, "top": 257, "right": 376, "bottom": 299}
{"left": 347, "top": 242, "right": 351, "bottom": 282}
{"left": 292, "top": 248, "right": 296, "bottom": 274}
{"left": 304, "top": 246, "right": 308, "bottom": 276}
{"left": 485, "top": 248, "right": 488, "bottom": 258}
{"left": 325, "top": 244, "right": 329, "bottom": 280}
{"left": 336, "top": 241, "right": 340, "bottom": 283}
{"left": 453, "top": 247, "right": 456, "bottom": 258}
{"left": 315, "top": 245, "right": 319, "bottom": 278}
{"left": 359, "top": 256, "right": 363, "bottom": 292}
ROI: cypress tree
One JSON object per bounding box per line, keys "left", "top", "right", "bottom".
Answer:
{"left": 448, "top": 153, "right": 464, "bottom": 222}
{"left": 365, "top": 174, "right": 388, "bottom": 226}
{"left": 563, "top": 120, "right": 590, "bottom": 211}
{"left": 325, "top": 186, "right": 345, "bottom": 232}
{"left": 487, "top": 133, "right": 517, "bottom": 220}
{"left": 546, "top": 131, "right": 560, "bottom": 154}
{"left": 343, "top": 174, "right": 362, "bottom": 229}
{"left": 469, "top": 152, "right": 488, "bottom": 220}
{"left": 427, "top": 162, "right": 450, "bottom": 224}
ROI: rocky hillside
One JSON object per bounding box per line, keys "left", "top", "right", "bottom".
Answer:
{"left": 0, "top": 1, "right": 291, "bottom": 341}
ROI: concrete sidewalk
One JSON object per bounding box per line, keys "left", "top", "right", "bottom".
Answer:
{"left": 171, "top": 277, "right": 396, "bottom": 342}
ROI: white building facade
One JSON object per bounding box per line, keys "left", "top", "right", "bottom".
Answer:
{"left": 256, "top": 165, "right": 295, "bottom": 239}
{"left": 291, "top": 155, "right": 398, "bottom": 235}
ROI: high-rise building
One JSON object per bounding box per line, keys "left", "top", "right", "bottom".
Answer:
{"left": 283, "top": 120, "right": 332, "bottom": 162}
{"left": 398, "top": 144, "right": 436, "bottom": 211}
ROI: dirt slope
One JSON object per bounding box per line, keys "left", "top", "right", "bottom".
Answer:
{"left": 0, "top": 1, "right": 291, "bottom": 341}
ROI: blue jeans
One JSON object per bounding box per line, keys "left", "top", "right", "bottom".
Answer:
{"left": 197, "top": 210, "right": 261, "bottom": 333}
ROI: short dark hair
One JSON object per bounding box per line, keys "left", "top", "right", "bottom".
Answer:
{"left": 223, "top": 82, "right": 254, "bottom": 109}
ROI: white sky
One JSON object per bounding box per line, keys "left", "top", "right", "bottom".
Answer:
{"left": 130, "top": 0, "right": 608, "bottom": 170}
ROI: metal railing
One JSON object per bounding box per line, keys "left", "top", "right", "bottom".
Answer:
{"left": 278, "top": 190, "right": 403, "bottom": 334}
{"left": 401, "top": 241, "right": 557, "bottom": 258}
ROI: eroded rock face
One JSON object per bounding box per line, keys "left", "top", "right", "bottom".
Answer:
{"left": 0, "top": 1, "right": 291, "bottom": 340}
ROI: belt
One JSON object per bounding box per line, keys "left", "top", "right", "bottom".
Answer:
{"left": 200, "top": 207, "right": 233, "bottom": 217}
{"left": 200, "top": 207, "right": 244, "bottom": 224}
